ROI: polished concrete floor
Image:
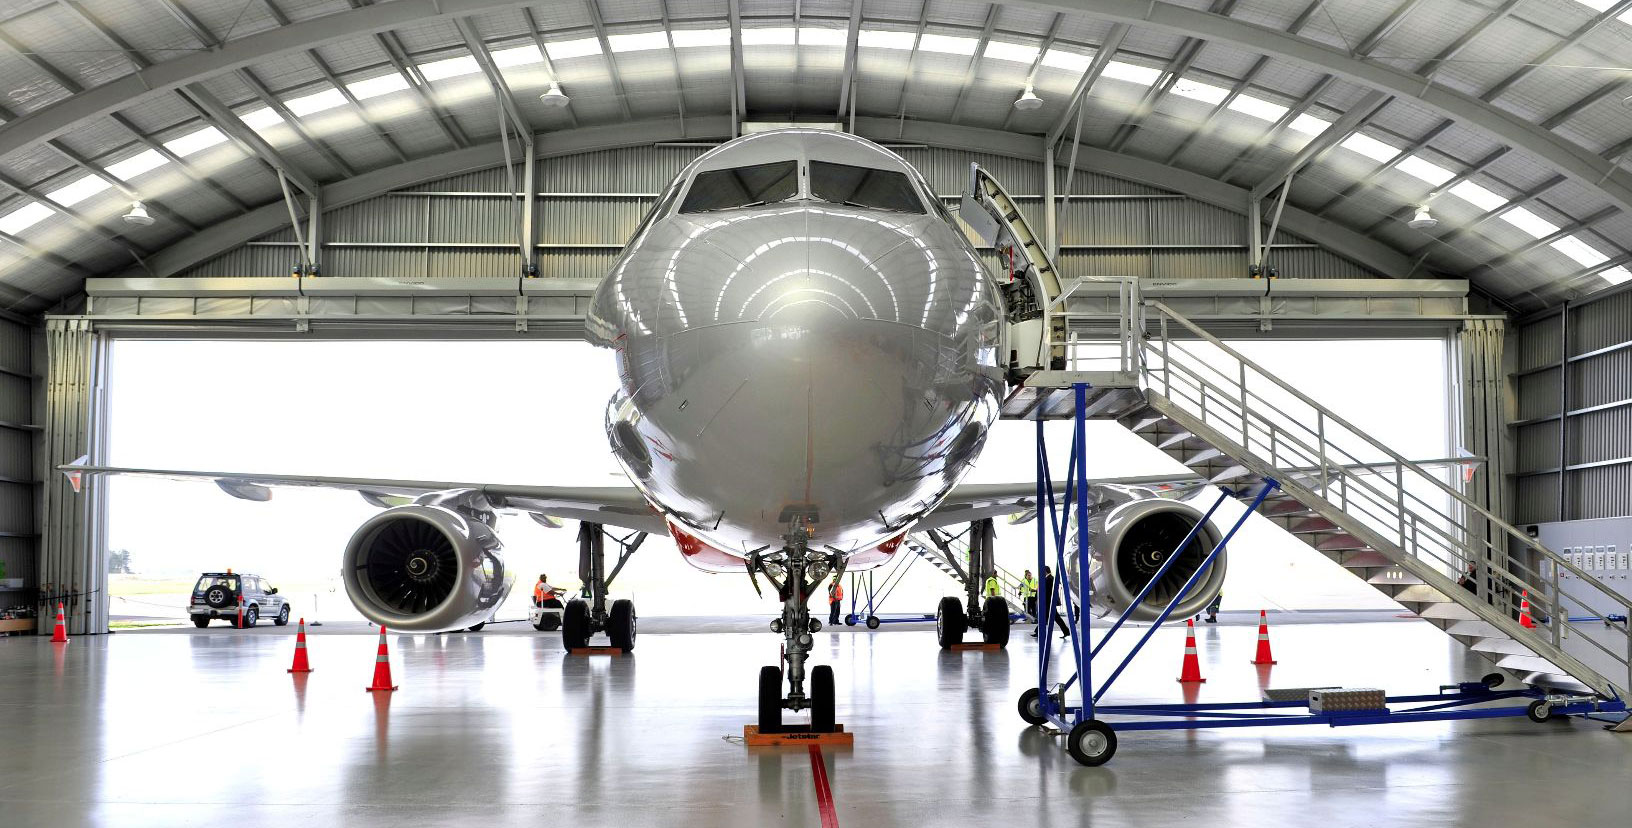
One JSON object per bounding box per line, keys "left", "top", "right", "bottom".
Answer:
{"left": 2, "top": 618, "right": 1629, "bottom": 827}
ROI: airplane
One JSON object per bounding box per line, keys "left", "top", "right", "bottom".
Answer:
{"left": 67, "top": 129, "right": 1228, "bottom": 733}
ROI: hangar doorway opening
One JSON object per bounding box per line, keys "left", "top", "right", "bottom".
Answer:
{"left": 101, "top": 334, "right": 1455, "bottom": 628}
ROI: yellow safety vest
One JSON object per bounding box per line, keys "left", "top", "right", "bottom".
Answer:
{"left": 1023, "top": 577, "right": 1038, "bottom": 598}
{"left": 984, "top": 576, "right": 1001, "bottom": 597}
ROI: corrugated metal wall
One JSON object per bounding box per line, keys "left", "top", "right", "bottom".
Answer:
{"left": 1511, "top": 287, "right": 1632, "bottom": 523}
{"left": 0, "top": 315, "right": 37, "bottom": 606}
{"left": 180, "top": 144, "right": 1381, "bottom": 281}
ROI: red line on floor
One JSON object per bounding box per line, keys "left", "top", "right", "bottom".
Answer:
{"left": 808, "top": 745, "right": 839, "bottom": 828}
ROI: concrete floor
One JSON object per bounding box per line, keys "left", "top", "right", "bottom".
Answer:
{"left": 2, "top": 617, "right": 1629, "bottom": 827}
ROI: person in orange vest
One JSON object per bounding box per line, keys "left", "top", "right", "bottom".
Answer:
{"left": 828, "top": 579, "right": 844, "bottom": 626}
{"left": 533, "top": 574, "right": 563, "bottom": 606}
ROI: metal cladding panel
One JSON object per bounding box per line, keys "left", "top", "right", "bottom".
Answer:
{"left": 0, "top": 375, "right": 28, "bottom": 423}
{"left": 536, "top": 249, "right": 622, "bottom": 281}
{"left": 1571, "top": 348, "right": 1632, "bottom": 410}
{"left": 1569, "top": 465, "right": 1632, "bottom": 521}
{"left": 1573, "top": 290, "right": 1632, "bottom": 355}
{"left": 1516, "top": 472, "right": 1562, "bottom": 525}
{"left": 537, "top": 198, "right": 651, "bottom": 245}
{"left": 431, "top": 197, "right": 515, "bottom": 245}
{"left": 1518, "top": 315, "right": 1564, "bottom": 373}
{"left": 0, "top": 430, "right": 27, "bottom": 479}
{"left": 325, "top": 249, "right": 425, "bottom": 280}
{"left": 1516, "top": 367, "right": 1562, "bottom": 421}
{"left": 327, "top": 195, "right": 426, "bottom": 243}
{"left": 1516, "top": 419, "right": 1561, "bottom": 473}
{"left": 0, "top": 319, "right": 27, "bottom": 374}
{"left": 1571, "top": 406, "right": 1632, "bottom": 466}
{"left": 179, "top": 246, "right": 298, "bottom": 279}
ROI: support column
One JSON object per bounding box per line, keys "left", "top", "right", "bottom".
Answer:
{"left": 40, "top": 318, "right": 110, "bottom": 635}
{"left": 1043, "top": 141, "right": 1057, "bottom": 263}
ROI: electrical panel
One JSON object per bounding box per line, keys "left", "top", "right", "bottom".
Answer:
{"left": 1531, "top": 517, "right": 1632, "bottom": 620}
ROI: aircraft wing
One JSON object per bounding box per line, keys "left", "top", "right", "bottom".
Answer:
{"left": 921, "top": 474, "right": 1207, "bottom": 532}
{"left": 59, "top": 462, "right": 669, "bottom": 535}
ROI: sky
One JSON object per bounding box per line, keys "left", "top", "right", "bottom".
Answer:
{"left": 105, "top": 336, "right": 1449, "bottom": 622}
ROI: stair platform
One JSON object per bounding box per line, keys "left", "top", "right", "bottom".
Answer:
{"left": 1000, "top": 371, "right": 1144, "bottom": 421}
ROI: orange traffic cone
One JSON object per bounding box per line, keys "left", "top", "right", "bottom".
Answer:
{"left": 287, "top": 618, "right": 314, "bottom": 673}
{"left": 50, "top": 602, "right": 68, "bottom": 643}
{"left": 1250, "top": 609, "right": 1278, "bottom": 665}
{"left": 365, "top": 625, "right": 398, "bottom": 692}
{"left": 1177, "top": 618, "right": 1206, "bottom": 683}
{"left": 1519, "top": 591, "right": 1536, "bottom": 629}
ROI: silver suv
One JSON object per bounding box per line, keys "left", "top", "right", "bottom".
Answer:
{"left": 189, "top": 572, "right": 290, "bottom": 629}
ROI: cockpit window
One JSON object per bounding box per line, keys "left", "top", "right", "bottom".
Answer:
{"left": 679, "top": 161, "right": 799, "bottom": 213}
{"left": 808, "top": 160, "right": 924, "bottom": 214}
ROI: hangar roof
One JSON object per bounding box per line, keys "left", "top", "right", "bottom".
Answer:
{"left": 0, "top": 0, "right": 1629, "bottom": 315}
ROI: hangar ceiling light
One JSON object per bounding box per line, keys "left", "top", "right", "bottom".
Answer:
{"left": 122, "top": 201, "right": 154, "bottom": 227}
{"left": 539, "top": 82, "right": 570, "bottom": 109}
{"left": 1013, "top": 86, "right": 1043, "bottom": 111}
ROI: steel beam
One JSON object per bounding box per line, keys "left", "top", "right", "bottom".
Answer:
{"left": 1217, "top": 75, "right": 1334, "bottom": 184}
{"left": 1407, "top": 175, "right": 1566, "bottom": 258}
{"left": 234, "top": 69, "right": 358, "bottom": 178}
{"left": 656, "top": 0, "right": 688, "bottom": 133}
{"left": 728, "top": 0, "right": 745, "bottom": 134}
{"left": 374, "top": 29, "right": 472, "bottom": 147}
{"left": 1046, "top": 24, "right": 1128, "bottom": 145}
{"left": 582, "top": 0, "right": 634, "bottom": 121}
{"left": 1478, "top": 0, "right": 1632, "bottom": 104}
{"left": 519, "top": 7, "right": 578, "bottom": 130}
{"left": 1162, "top": 55, "right": 1268, "bottom": 165}
{"left": 178, "top": 86, "right": 321, "bottom": 196}
{"left": 455, "top": 17, "right": 533, "bottom": 142}
{"left": 947, "top": 7, "right": 1000, "bottom": 126}
{"left": 999, "top": 13, "right": 1063, "bottom": 134}
{"left": 835, "top": 0, "right": 864, "bottom": 120}
{"left": 1312, "top": 120, "right": 1456, "bottom": 216}
{"left": 1249, "top": 90, "right": 1390, "bottom": 201}
{"left": 1106, "top": 35, "right": 1206, "bottom": 153}
{"left": 1472, "top": 206, "right": 1620, "bottom": 274}
{"left": 1358, "top": 147, "right": 1511, "bottom": 237}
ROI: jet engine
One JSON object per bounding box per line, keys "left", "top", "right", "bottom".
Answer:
{"left": 341, "top": 505, "right": 512, "bottom": 632}
{"left": 1062, "top": 487, "right": 1227, "bottom": 622}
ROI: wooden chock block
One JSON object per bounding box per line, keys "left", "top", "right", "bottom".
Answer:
{"left": 950, "top": 642, "right": 1004, "bottom": 651}
{"left": 568, "top": 647, "right": 626, "bottom": 656}
{"left": 743, "top": 724, "right": 855, "bottom": 747}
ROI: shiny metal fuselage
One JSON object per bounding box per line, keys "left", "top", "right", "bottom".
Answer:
{"left": 586, "top": 130, "right": 1005, "bottom": 570}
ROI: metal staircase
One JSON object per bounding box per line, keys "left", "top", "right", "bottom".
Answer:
{"left": 908, "top": 531, "right": 1030, "bottom": 617}
{"left": 1105, "top": 300, "right": 1632, "bottom": 698}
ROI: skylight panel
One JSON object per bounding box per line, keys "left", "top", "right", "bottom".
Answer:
{"left": 1603, "top": 266, "right": 1631, "bottom": 285}
{"left": 1340, "top": 133, "right": 1400, "bottom": 163}
{"left": 608, "top": 31, "right": 670, "bottom": 52}
{"left": 1040, "top": 48, "right": 1093, "bottom": 73}
{"left": 348, "top": 72, "right": 411, "bottom": 101}
{"left": 742, "top": 27, "right": 796, "bottom": 46}
{"left": 45, "top": 175, "right": 112, "bottom": 208}
{"left": 858, "top": 29, "right": 916, "bottom": 50}
{"left": 418, "top": 54, "right": 480, "bottom": 81}
{"left": 918, "top": 33, "right": 979, "bottom": 55}
{"left": 163, "top": 126, "right": 228, "bottom": 157}
{"left": 671, "top": 28, "right": 731, "bottom": 48}
{"left": 106, "top": 149, "right": 168, "bottom": 181}
{"left": 1228, "top": 95, "right": 1287, "bottom": 122}
{"left": 240, "top": 108, "right": 283, "bottom": 130}
{"left": 1288, "top": 113, "right": 1330, "bottom": 136}
{"left": 798, "top": 27, "right": 848, "bottom": 47}
{"left": 1396, "top": 155, "right": 1455, "bottom": 186}
{"left": 1551, "top": 236, "right": 1609, "bottom": 268}
{"left": 1171, "top": 78, "right": 1229, "bottom": 105}
{"left": 0, "top": 201, "right": 54, "bottom": 235}
{"left": 1448, "top": 181, "right": 1507, "bottom": 212}
{"left": 546, "top": 37, "right": 603, "bottom": 61}
{"left": 285, "top": 87, "right": 348, "bottom": 117}
{"left": 983, "top": 41, "right": 1039, "bottom": 63}
{"left": 1501, "top": 206, "right": 1560, "bottom": 238}
{"left": 1103, "top": 61, "right": 1162, "bottom": 85}
{"left": 492, "top": 45, "right": 544, "bottom": 67}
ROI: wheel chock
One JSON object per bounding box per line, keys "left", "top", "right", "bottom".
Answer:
{"left": 950, "top": 642, "right": 1004, "bottom": 651}
{"left": 743, "top": 724, "right": 854, "bottom": 747}
{"left": 569, "top": 646, "right": 627, "bottom": 656}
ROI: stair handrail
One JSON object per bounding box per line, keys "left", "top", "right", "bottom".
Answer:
{"left": 1140, "top": 299, "right": 1632, "bottom": 609}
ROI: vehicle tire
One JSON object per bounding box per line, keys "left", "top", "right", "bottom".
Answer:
{"left": 1066, "top": 719, "right": 1117, "bottom": 766}
{"left": 844, "top": 615, "right": 857, "bottom": 627}
{"left": 1481, "top": 672, "right": 1504, "bottom": 689}
{"left": 240, "top": 607, "right": 257, "bottom": 629}
{"left": 466, "top": 622, "right": 486, "bottom": 632}
{"left": 191, "top": 616, "right": 210, "bottom": 629}
{"left": 609, "top": 599, "right": 637, "bottom": 652}
{"left": 936, "top": 597, "right": 965, "bottom": 648}
{"left": 204, "top": 586, "right": 234, "bottom": 610}
{"left": 562, "top": 599, "right": 590, "bottom": 651}
{"left": 981, "top": 597, "right": 1011, "bottom": 648}
{"left": 274, "top": 605, "right": 290, "bottom": 626}
{"left": 1018, "top": 687, "right": 1047, "bottom": 725}
{"left": 866, "top": 615, "right": 880, "bottom": 630}
{"left": 758, "top": 665, "right": 783, "bottom": 734}
{"left": 810, "top": 665, "right": 836, "bottom": 733}
{"left": 1527, "top": 700, "right": 1553, "bottom": 723}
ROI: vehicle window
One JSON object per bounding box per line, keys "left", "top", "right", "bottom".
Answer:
{"left": 809, "top": 160, "right": 924, "bottom": 213}
{"left": 630, "top": 177, "right": 684, "bottom": 240}
{"left": 196, "top": 576, "right": 238, "bottom": 592}
{"left": 679, "top": 161, "right": 799, "bottom": 213}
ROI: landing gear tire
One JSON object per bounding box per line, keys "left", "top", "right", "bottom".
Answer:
{"left": 562, "top": 599, "right": 591, "bottom": 651}
{"left": 1018, "top": 687, "right": 1047, "bottom": 725}
{"left": 937, "top": 597, "right": 965, "bottom": 648}
{"left": 609, "top": 599, "right": 637, "bottom": 652}
{"left": 274, "top": 605, "right": 290, "bottom": 626}
{"left": 191, "top": 617, "right": 209, "bottom": 629}
{"left": 981, "top": 597, "right": 1011, "bottom": 648}
{"left": 810, "top": 665, "right": 836, "bottom": 733}
{"left": 1527, "top": 700, "right": 1554, "bottom": 723}
{"left": 865, "top": 616, "right": 880, "bottom": 630}
{"left": 466, "top": 622, "right": 486, "bottom": 632}
{"left": 758, "top": 665, "right": 783, "bottom": 734}
{"left": 1066, "top": 719, "right": 1117, "bottom": 766}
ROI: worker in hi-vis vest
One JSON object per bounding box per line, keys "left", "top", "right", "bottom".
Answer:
{"left": 533, "top": 574, "right": 562, "bottom": 606}
{"left": 1022, "top": 570, "right": 1038, "bottom": 620}
{"left": 828, "top": 580, "right": 844, "bottom": 626}
{"left": 984, "top": 574, "right": 1001, "bottom": 598}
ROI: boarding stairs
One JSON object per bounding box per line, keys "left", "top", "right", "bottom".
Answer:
{"left": 960, "top": 161, "right": 1632, "bottom": 701}
{"left": 908, "top": 533, "right": 1030, "bottom": 617}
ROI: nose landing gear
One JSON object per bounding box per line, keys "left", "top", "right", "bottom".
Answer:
{"left": 749, "top": 524, "right": 841, "bottom": 733}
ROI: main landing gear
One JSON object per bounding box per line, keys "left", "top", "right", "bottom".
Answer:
{"left": 931, "top": 518, "right": 1013, "bottom": 649}
{"left": 747, "top": 524, "right": 841, "bottom": 733}
{"left": 561, "top": 522, "right": 647, "bottom": 653}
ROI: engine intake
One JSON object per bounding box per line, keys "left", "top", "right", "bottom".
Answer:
{"left": 1065, "top": 491, "right": 1226, "bottom": 622}
{"left": 342, "top": 505, "right": 511, "bottom": 631}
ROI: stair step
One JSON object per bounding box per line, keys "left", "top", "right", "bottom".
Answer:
{"left": 1156, "top": 431, "right": 1196, "bottom": 449}
{"left": 1124, "top": 415, "right": 1167, "bottom": 433}
{"left": 1261, "top": 499, "right": 1315, "bottom": 517}
{"left": 1287, "top": 517, "right": 1341, "bottom": 535}
{"left": 1367, "top": 568, "right": 1424, "bottom": 586}
{"left": 1209, "top": 465, "right": 1251, "bottom": 483}
{"left": 1471, "top": 637, "right": 1535, "bottom": 656}
{"left": 1421, "top": 603, "right": 1479, "bottom": 621}
{"left": 1392, "top": 585, "right": 1449, "bottom": 604}
{"left": 1496, "top": 654, "right": 1561, "bottom": 674}
{"left": 1445, "top": 619, "right": 1505, "bottom": 639}
{"left": 1339, "top": 551, "right": 1394, "bottom": 569}
{"left": 1183, "top": 448, "right": 1226, "bottom": 466}
{"left": 1315, "top": 535, "right": 1372, "bottom": 552}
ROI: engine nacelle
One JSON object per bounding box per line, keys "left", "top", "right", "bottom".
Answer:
{"left": 342, "top": 505, "right": 512, "bottom": 632}
{"left": 1064, "top": 489, "right": 1227, "bottom": 622}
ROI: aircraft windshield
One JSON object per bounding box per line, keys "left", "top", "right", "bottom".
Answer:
{"left": 808, "top": 160, "right": 924, "bottom": 213}
{"left": 680, "top": 161, "right": 799, "bottom": 213}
